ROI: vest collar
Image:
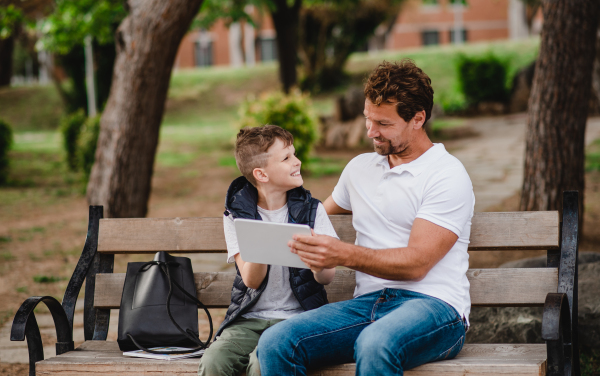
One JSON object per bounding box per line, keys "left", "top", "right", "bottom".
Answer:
{"left": 224, "top": 176, "right": 314, "bottom": 224}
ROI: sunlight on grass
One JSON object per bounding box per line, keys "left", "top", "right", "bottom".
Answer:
{"left": 12, "top": 131, "right": 62, "bottom": 153}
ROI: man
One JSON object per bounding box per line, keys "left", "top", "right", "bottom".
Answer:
{"left": 256, "top": 60, "right": 475, "bottom": 376}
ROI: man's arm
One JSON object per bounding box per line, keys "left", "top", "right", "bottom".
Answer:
{"left": 323, "top": 195, "right": 352, "bottom": 215}
{"left": 234, "top": 254, "right": 268, "bottom": 289}
{"left": 289, "top": 218, "right": 458, "bottom": 281}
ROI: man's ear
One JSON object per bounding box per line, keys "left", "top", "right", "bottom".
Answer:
{"left": 253, "top": 168, "right": 269, "bottom": 184}
{"left": 412, "top": 110, "right": 427, "bottom": 130}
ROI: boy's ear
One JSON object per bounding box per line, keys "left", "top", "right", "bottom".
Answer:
{"left": 253, "top": 168, "right": 269, "bottom": 184}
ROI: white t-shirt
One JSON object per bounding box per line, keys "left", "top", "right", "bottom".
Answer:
{"left": 331, "top": 143, "right": 475, "bottom": 323}
{"left": 223, "top": 202, "right": 339, "bottom": 320}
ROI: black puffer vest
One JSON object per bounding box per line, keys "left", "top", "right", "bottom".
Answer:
{"left": 214, "top": 176, "right": 329, "bottom": 338}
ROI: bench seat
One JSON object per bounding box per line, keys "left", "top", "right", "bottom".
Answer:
{"left": 36, "top": 341, "right": 547, "bottom": 376}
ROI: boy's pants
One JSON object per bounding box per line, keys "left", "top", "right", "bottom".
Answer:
{"left": 198, "top": 317, "right": 284, "bottom": 376}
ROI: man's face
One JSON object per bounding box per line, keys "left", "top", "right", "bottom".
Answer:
{"left": 364, "top": 99, "right": 413, "bottom": 156}
{"left": 259, "top": 138, "right": 303, "bottom": 190}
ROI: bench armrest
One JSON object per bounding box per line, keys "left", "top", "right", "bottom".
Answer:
{"left": 542, "top": 292, "right": 573, "bottom": 376}
{"left": 10, "top": 296, "right": 74, "bottom": 376}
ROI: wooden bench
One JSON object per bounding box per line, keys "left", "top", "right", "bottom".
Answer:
{"left": 10, "top": 191, "right": 581, "bottom": 376}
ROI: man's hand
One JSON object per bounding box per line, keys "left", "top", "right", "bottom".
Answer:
{"left": 289, "top": 229, "right": 350, "bottom": 270}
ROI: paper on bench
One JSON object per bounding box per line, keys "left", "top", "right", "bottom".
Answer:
{"left": 123, "top": 347, "right": 205, "bottom": 360}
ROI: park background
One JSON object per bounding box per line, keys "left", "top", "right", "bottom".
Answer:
{"left": 0, "top": 0, "right": 600, "bottom": 375}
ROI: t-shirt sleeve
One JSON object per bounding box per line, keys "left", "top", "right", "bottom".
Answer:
{"left": 223, "top": 214, "right": 240, "bottom": 264}
{"left": 415, "top": 165, "right": 475, "bottom": 238}
{"left": 314, "top": 203, "right": 339, "bottom": 239}
{"left": 331, "top": 162, "right": 353, "bottom": 211}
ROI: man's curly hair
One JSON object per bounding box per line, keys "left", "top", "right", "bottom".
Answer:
{"left": 364, "top": 59, "right": 434, "bottom": 125}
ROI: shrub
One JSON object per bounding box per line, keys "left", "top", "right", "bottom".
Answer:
{"left": 238, "top": 90, "right": 318, "bottom": 164}
{"left": 59, "top": 109, "right": 87, "bottom": 171}
{"left": 77, "top": 115, "right": 101, "bottom": 180}
{"left": 456, "top": 53, "right": 510, "bottom": 105}
{"left": 0, "top": 119, "right": 13, "bottom": 185}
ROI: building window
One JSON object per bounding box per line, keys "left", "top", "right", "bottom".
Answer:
{"left": 449, "top": 29, "right": 468, "bottom": 43}
{"left": 421, "top": 30, "right": 439, "bottom": 46}
{"left": 195, "top": 41, "right": 213, "bottom": 67}
{"left": 260, "top": 37, "right": 278, "bottom": 62}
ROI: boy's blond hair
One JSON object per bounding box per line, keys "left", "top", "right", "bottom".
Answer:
{"left": 235, "top": 125, "right": 294, "bottom": 186}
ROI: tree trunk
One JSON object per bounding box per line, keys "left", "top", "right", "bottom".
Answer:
{"left": 591, "top": 25, "right": 600, "bottom": 111}
{"left": 87, "top": 0, "right": 204, "bottom": 218}
{"left": 271, "top": 0, "right": 301, "bottom": 93}
{"left": 0, "top": 35, "right": 15, "bottom": 87}
{"left": 520, "top": 1, "right": 599, "bottom": 227}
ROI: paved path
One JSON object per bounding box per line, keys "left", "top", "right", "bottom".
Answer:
{"left": 4, "top": 114, "right": 600, "bottom": 364}
{"left": 446, "top": 114, "right": 600, "bottom": 211}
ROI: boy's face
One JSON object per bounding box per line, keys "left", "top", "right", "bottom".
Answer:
{"left": 254, "top": 138, "right": 303, "bottom": 191}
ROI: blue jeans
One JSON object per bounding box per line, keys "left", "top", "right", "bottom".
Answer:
{"left": 257, "top": 288, "right": 466, "bottom": 376}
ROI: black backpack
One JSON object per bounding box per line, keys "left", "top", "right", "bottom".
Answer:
{"left": 117, "top": 251, "right": 213, "bottom": 354}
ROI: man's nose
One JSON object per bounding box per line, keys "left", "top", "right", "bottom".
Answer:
{"left": 366, "top": 121, "right": 379, "bottom": 138}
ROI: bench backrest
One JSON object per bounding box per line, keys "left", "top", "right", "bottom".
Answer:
{"left": 94, "top": 212, "right": 560, "bottom": 309}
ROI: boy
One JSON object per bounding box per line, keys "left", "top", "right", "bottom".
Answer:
{"left": 198, "top": 125, "right": 338, "bottom": 376}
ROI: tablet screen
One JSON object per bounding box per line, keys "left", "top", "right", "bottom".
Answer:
{"left": 234, "top": 218, "right": 311, "bottom": 269}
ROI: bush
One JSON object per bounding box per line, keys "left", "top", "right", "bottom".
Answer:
{"left": 238, "top": 90, "right": 318, "bottom": 164}
{"left": 456, "top": 53, "right": 510, "bottom": 105}
{"left": 59, "top": 109, "right": 87, "bottom": 171}
{"left": 0, "top": 119, "right": 13, "bottom": 185}
{"left": 77, "top": 115, "right": 101, "bottom": 180}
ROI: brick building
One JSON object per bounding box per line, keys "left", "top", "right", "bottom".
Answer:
{"left": 174, "top": 0, "right": 533, "bottom": 69}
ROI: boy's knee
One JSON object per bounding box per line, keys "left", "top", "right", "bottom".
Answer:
{"left": 198, "top": 343, "right": 242, "bottom": 376}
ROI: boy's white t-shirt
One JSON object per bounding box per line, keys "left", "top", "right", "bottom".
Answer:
{"left": 223, "top": 202, "right": 339, "bottom": 320}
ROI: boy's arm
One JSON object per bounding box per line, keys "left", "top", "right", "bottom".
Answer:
{"left": 313, "top": 267, "right": 335, "bottom": 285}
{"left": 234, "top": 254, "right": 268, "bottom": 290}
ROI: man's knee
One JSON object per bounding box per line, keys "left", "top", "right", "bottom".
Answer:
{"left": 354, "top": 325, "right": 395, "bottom": 363}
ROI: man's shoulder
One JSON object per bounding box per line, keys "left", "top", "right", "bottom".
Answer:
{"left": 346, "top": 152, "right": 382, "bottom": 169}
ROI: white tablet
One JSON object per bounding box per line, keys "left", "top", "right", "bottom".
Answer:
{"left": 234, "top": 218, "right": 312, "bottom": 269}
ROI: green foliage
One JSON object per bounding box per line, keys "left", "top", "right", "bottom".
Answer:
{"left": 36, "top": 0, "right": 123, "bottom": 114}
{"left": 77, "top": 115, "right": 100, "bottom": 179}
{"left": 36, "top": 0, "right": 126, "bottom": 54}
{"left": 194, "top": 0, "right": 257, "bottom": 29}
{"left": 239, "top": 90, "right": 318, "bottom": 164}
{"left": 33, "top": 275, "right": 65, "bottom": 283}
{"left": 59, "top": 111, "right": 100, "bottom": 181}
{"left": 299, "top": 0, "right": 405, "bottom": 92}
{"left": 0, "top": 119, "right": 13, "bottom": 185}
{"left": 456, "top": 53, "right": 510, "bottom": 105}
{"left": 60, "top": 109, "right": 87, "bottom": 171}
{"left": 581, "top": 347, "right": 600, "bottom": 376}
{"left": 0, "top": 5, "right": 24, "bottom": 39}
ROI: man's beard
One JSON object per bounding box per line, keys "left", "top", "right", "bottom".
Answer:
{"left": 373, "top": 137, "right": 408, "bottom": 156}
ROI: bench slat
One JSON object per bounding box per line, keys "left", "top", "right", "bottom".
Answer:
{"left": 97, "top": 211, "right": 559, "bottom": 254}
{"left": 94, "top": 268, "right": 557, "bottom": 309}
{"left": 36, "top": 341, "right": 546, "bottom": 376}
